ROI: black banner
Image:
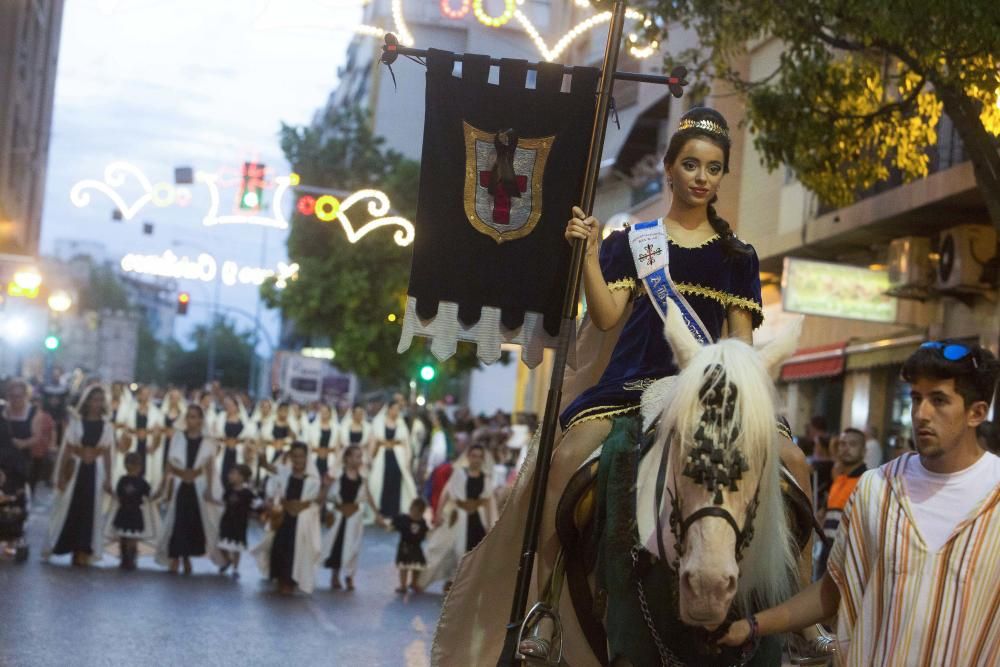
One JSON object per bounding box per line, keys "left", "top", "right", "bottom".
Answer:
{"left": 400, "top": 49, "right": 598, "bottom": 359}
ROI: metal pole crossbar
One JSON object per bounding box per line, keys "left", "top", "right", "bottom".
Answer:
{"left": 380, "top": 33, "right": 687, "bottom": 97}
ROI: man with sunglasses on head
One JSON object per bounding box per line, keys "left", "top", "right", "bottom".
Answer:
{"left": 722, "top": 340, "right": 1000, "bottom": 665}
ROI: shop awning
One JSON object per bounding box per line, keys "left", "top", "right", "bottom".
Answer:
{"left": 845, "top": 335, "right": 926, "bottom": 371}
{"left": 780, "top": 342, "right": 847, "bottom": 381}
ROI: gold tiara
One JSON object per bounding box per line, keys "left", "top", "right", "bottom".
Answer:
{"left": 678, "top": 118, "right": 729, "bottom": 139}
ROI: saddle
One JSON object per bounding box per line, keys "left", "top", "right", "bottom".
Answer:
{"left": 554, "top": 417, "right": 820, "bottom": 665}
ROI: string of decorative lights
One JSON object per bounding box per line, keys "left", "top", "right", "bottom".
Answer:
{"left": 439, "top": 0, "right": 471, "bottom": 20}
{"left": 513, "top": 7, "right": 649, "bottom": 62}
{"left": 472, "top": 0, "right": 515, "bottom": 28}
{"left": 252, "top": 0, "right": 656, "bottom": 62}
{"left": 71, "top": 164, "right": 415, "bottom": 246}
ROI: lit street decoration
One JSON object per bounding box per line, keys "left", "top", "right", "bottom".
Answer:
{"left": 119, "top": 250, "right": 299, "bottom": 288}
{"left": 72, "top": 162, "right": 414, "bottom": 245}
{"left": 197, "top": 170, "right": 294, "bottom": 230}
{"left": 472, "top": 0, "right": 515, "bottom": 27}
{"left": 70, "top": 161, "right": 191, "bottom": 221}
{"left": 293, "top": 188, "right": 414, "bottom": 246}
{"left": 439, "top": 0, "right": 470, "bottom": 19}
{"left": 254, "top": 0, "right": 656, "bottom": 62}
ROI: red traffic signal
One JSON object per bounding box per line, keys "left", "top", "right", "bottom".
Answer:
{"left": 177, "top": 292, "right": 190, "bottom": 315}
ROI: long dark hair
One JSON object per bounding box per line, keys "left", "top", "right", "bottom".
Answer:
{"left": 663, "top": 107, "right": 748, "bottom": 257}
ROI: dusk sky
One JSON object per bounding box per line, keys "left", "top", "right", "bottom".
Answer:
{"left": 40, "top": 0, "right": 365, "bottom": 352}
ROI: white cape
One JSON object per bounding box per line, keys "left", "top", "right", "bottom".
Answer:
{"left": 368, "top": 415, "right": 416, "bottom": 517}
{"left": 253, "top": 471, "right": 323, "bottom": 593}
{"left": 115, "top": 405, "right": 165, "bottom": 494}
{"left": 419, "top": 466, "right": 498, "bottom": 588}
{"left": 154, "top": 431, "right": 225, "bottom": 567}
{"left": 307, "top": 418, "right": 341, "bottom": 477}
{"left": 44, "top": 417, "right": 114, "bottom": 563}
{"left": 319, "top": 473, "right": 368, "bottom": 577}
{"left": 213, "top": 416, "right": 257, "bottom": 496}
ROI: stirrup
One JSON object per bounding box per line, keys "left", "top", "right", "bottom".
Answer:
{"left": 515, "top": 602, "right": 563, "bottom": 665}
{"left": 787, "top": 625, "right": 837, "bottom": 665}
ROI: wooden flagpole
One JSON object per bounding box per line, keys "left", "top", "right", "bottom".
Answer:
{"left": 497, "top": 1, "right": 630, "bottom": 664}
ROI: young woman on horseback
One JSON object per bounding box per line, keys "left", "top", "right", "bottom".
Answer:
{"left": 431, "top": 107, "right": 812, "bottom": 667}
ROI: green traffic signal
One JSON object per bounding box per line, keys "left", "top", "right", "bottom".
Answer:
{"left": 240, "top": 190, "right": 260, "bottom": 209}
{"left": 44, "top": 335, "right": 60, "bottom": 351}
{"left": 419, "top": 365, "right": 436, "bottom": 382}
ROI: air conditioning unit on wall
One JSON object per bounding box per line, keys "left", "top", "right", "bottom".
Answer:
{"left": 936, "top": 224, "right": 997, "bottom": 290}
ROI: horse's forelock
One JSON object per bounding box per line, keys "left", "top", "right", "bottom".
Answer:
{"left": 657, "top": 338, "right": 796, "bottom": 610}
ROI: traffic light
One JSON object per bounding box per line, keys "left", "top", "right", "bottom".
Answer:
{"left": 239, "top": 161, "right": 265, "bottom": 210}
{"left": 419, "top": 364, "right": 436, "bottom": 382}
{"left": 177, "top": 292, "right": 190, "bottom": 315}
{"left": 44, "top": 335, "right": 60, "bottom": 351}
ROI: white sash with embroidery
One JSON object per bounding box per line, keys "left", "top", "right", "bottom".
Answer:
{"left": 628, "top": 219, "right": 713, "bottom": 345}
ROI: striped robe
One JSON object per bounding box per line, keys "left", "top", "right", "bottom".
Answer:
{"left": 827, "top": 452, "right": 1000, "bottom": 666}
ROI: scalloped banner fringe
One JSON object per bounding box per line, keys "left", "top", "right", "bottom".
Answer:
{"left": 397, "top": 296, "right": 576, "bottom": 369}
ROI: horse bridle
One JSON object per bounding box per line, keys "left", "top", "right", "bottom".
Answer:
{"left": 653, "top": 364, "right": 763, "bottom": 566}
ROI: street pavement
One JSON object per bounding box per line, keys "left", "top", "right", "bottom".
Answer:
{"left": 0, "top": 491, "right": 444, "bottom": 666}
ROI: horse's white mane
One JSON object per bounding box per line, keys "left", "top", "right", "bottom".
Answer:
{"left": 652, "top": 305, "right": 801, "bottom": 611}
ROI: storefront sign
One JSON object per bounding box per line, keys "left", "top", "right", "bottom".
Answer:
{"left": 782, "top": 257, "right": 898, "bottom": 323}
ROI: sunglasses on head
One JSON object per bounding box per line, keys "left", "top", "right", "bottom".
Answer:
{"left": 921, "top": 341, "right": 977, "bottom": 365}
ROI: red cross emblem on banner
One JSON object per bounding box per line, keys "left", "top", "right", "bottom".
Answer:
{"left": 479, "top": 171, "right": 528, "bottom": 225}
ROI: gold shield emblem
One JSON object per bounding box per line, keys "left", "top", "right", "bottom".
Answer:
{"left": 463, "top": 121, "right": 554, "bottom": 244}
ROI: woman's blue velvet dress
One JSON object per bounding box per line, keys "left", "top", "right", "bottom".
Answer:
{"left": 560, "top": 226, "right": 763, "bottom": 429}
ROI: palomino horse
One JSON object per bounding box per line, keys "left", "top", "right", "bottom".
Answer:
{"left": 550, "top": 305, "right": 807, "bottom": 666}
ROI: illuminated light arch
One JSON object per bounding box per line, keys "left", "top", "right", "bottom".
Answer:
{"left": 330, "top": 189, "right": 415, "bottom": 246}
{"left": 292, "top": 183, "right": 414, "bottom": 246}
{"left": 254, "top": 0, "right": 655, "bottom": 61}
{"left": 472, "top": 0, "right": 515, "bottom": 28}
{"left": 517, "top": 8, "right": 648, "bottom": 62}
{"left": 198, "top": 171, "right": 295, "bottom": 229}
{"left": 70, "top": 161, "right": 155, "bottom": 220}
{"left": 71, "top": 161, "right": 415, "bottom": 246}
{"left": 440, "top": 0, "right": 470, "bottom": 19}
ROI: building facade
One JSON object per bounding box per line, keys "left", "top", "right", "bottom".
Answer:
{"left": 0, "top": 0, "right": 65, "bottom": 257}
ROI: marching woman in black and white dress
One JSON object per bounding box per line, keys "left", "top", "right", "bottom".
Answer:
{"left": 419, "top": 444, "right": 498, "bottom": 588}
{"left": 45, "top": 385, "right": 114, "bottom": 566}
{"left": 339, "top": 405, "right": 372, "bottom": 460}
{"left": 320, "top": 445, "right": 375, "bottom": 590}
{"left": 214, "top": 395, "right": 255, "bottom": 493}
{"left": 369, "top": 402, "right": 417, "bottom": 520}
{"left": 117, "top": 386, "right": 164, "bottom": 498}
{"left": 261, "top": 402, "right": 297, "bottom": 477}
{"left": 308, "top": 403, "right": 339, "bottom": 480}
{"left": 253, "top": 442, "right": 322, "bottom": 594}
{"left": 156, "top": 405, "right": 223, "bottom": 574}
